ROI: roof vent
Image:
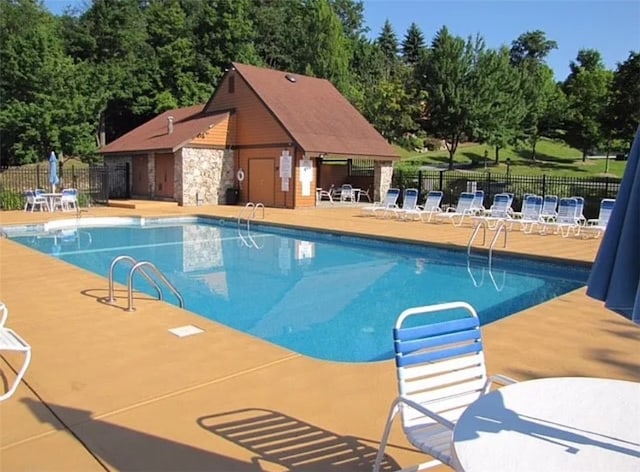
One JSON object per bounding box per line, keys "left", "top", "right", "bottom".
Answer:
{"left": 285, "top": 74, "right": 297, "bottom": 83}
{"left": 167, "top": 116, "right": 174, "bottom": 135}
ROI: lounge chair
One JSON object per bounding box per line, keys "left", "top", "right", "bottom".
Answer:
{"left": 403, "top": 190, "right": 443, "bottom": 222}
{"left": 373, "top": 302, "right": 516, "bottom": 471}
{"left": 391, "top": 188, "right": 420, "bottom": 219}
{"left": 539, "top": 195, "right": 558, "bottom": 223}
{"left": 433, "top": 192, "right": 476, "bottom": 226}
{"left": 0, "top": 303, "right": 32, "bottom": 402}
{"left": 585, "top": 198, "right": 615, "bottom": 238}
{"left": 361, "top": 188, "right": 400, "bottom": 217}
{"left": 474, "top": 193, "right": 514, "bottom": 229}
{"left": 471, "top": 190, "right": 486, "bottom": 215}
{"left": 571, "top": 196, "right": 587, "bottom": 225}
{"left": 515, "top": 194, "right": 543, "bottom": 233}
{"left": 542, "top": 197, "right": 581, "bottom": 237}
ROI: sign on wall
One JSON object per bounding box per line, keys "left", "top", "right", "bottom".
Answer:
{"left": 280, "top": 150, "right": 292, "bottom": 192}
{"left": 299, "top": 158, "right": 313, "bottom": 196}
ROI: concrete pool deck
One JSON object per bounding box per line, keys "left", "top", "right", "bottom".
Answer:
{"left": 1, "top": 202, "right": 639, "bottom": 471}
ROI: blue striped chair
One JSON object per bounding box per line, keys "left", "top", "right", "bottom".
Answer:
{"left": 373, "top": 302, "right": 516, "bottom": 471}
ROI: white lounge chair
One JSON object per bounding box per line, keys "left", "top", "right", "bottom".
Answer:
{"left": 515, "top": 194, "right": 543, "bottom": 233}
{"left": 403, "top": 190, "right": 443, "bottom": 222}
{"left": 391, "top": 188, "right": 420, "bottom": 219}
{"left": 434, "top": 192, "right": 476, "bottom": 226}
{"left": 542, "top": 197, "right": 581, "bottom": 237}
{"left": 373, "top": 302, "right": 516, "bottom": 471}
{"left": 585, "top": 198, "right": 615, "bottom": 238}
{"left": 474, "top": 193, "right": 514, "bottom": 229}
{"left": 0, "top": 303, "right": 32, "bottom": 402}
{"left": 540, "top": 195, "right": 558, "bottom": 223}
{"left": 361, "top": 188, "right": 400, "bottom": 217}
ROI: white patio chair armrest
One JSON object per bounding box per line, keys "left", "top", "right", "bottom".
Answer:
{"left": 397, "top": 396, "right": 456, "bottom": 430}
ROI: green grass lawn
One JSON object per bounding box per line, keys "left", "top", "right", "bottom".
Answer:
{"left": 396, "top": 138, "right": 627, "bottom": 178}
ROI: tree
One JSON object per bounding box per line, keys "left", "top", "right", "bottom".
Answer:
{"left": 606, "top": 51, "right": 640, "bottom": 149}
{"left": 299, "top": 0, "right": 352, "bottom": 93}
{"left": 563, "top": 49, "right": 612, "bottom": 160}
{"left": 375, "top": 19, "right": 399, "bottom": 80}
{"left": 470, "top": 46, "right": 526, "bottom": 164}
{"left": 0, "top": 0, "right": 91, "bottom": 164}
{"left": 509, "top": 31, "right": 559, "bottom": 160}
{"left": 509, "top": 30, "right": 558, "bottom": 66}
{"left": 401, "top": 22, "right": 426, "bottom": 65}
{"left": 417, "top": 27, "right": 476, "bottom": 168}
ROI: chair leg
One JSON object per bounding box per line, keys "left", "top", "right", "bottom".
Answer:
{"left": 0, "top": 330, "right": 31, "bottom": 402}
{"left": 373, "top": 399, "right": 401, "bottom": 472}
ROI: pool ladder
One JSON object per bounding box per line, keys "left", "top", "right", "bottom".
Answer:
{"left": 238, "top": 202, "right": 265, "bottom": 230}
{"left": 467, "top": 219, "right": 508, "bottom": 268}
{"left": 237, "top": 202, "right": 265, "bottom": 248}
{"left": 107, "top": 255, "right": 184, "bottom": 312}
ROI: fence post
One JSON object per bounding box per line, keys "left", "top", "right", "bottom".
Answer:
{"left": 438, "top": 170, "right": 444, "bottom": 192}
{"left": 36, "top": 164, "right": 41, "bottom": 189}
{"left": 417, "top": 170, "right": 423, "bottom": 200}
{"left": 605, "top": 177, "right": 610, "bottom": 198}
{"left": 542, "top": 174, "right": 547, "bottom": 196}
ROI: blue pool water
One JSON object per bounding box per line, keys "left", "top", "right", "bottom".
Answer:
{"left": 6, "top": 217, "right": 589, "bottom": 362}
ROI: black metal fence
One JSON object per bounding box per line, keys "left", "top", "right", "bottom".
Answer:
{"left": 0, "top": 164, "right": 130, "bottom": 205}
{"left": 393, "top": 169, "right": 621, "bottom": 219}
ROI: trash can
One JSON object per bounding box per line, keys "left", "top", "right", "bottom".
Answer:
{"left": 225, "top": 188, "right": 239, "bottom": 205}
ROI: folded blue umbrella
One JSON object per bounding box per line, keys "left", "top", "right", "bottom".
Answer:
{"left": 49, "top": 151, "right": 59, "bottom": 189}
{"left": 587, "top": 125, "right": 640, "bottom": 323}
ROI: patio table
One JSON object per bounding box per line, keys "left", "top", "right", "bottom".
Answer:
{"left": 452, "top": 377, "right": 640, "bottom": 471}
{"left": 39, "top": 193, "right": 62, "bottom": 212}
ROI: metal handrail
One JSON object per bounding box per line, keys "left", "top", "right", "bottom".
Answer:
{"left": 127, "top": 261, "right": 184, "bottom": 312}
{"left": 488, "top": 221, "right": 508, "bottom": 269}
{"left": 467, "top": 219, "right": 488, "bottom": 256}
{"left": 107, "top": 255, "right": 184, "bottom": 312}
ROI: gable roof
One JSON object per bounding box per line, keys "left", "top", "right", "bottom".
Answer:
{"left": 100, "top": 105, "right": 228, "bottom": 155}
{"left": 227, "top": 62, "right": 399, "bottom": 160}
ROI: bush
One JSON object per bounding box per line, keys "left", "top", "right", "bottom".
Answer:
{"left": 0, "top": 189, "right": 24, "bottom": 210}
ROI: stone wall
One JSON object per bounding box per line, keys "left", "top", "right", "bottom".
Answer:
{"left": 374, "top": 161, "right": 394, "bottom": 202}
{"left": 179, "top": 147, "right": 235, "bottom": 206}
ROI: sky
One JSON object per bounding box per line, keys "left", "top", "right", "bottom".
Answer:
{"left": 43, "top": 0, "right": 640, "bottom": 80}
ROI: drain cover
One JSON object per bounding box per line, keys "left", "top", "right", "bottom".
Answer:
{"left": 169, "top": 325, "right": 204, "bottom": 337}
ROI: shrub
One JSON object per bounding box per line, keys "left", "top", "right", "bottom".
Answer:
{"left": 0, "top": 189, "right": 24, "bottom": 210}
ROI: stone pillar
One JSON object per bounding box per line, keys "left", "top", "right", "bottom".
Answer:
{"left": 374, "top": 161, "right": 394, "bottom": 202}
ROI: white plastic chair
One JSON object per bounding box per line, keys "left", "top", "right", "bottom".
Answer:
{"left": 0, "top": 302, "right": 32, "bottom": 402}
{"left": 55, "top": 188, "right": 78, "bottom": 212}
{"left": 373, "top": 302, "right": 516, "bottom": 471}
{"left": 23, "top": 190, "right": 50, "bottom": 212}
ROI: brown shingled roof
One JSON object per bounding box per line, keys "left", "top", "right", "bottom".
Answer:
{"left": 100, "top": 105, "right": 228, "bottom": 154}
{"left": 231, "top": 63, "right": 399, "bottom": 160}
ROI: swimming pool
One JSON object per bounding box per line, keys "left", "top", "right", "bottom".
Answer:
{"left": 5, "top": 217, "right": 589, "bottom": 362}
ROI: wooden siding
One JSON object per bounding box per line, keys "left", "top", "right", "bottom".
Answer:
{"left": 155, "top": 152, "right": 175, "bottom": 199}
{"left": 204, "top": 70, "right": 292, "bottom": 146}
{"left": 188, "top": 114, "right": 231, "bottom": 147}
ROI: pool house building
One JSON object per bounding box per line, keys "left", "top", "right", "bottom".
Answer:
{"left": 99, "top": 62, "right": 400, "bottom": 208}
